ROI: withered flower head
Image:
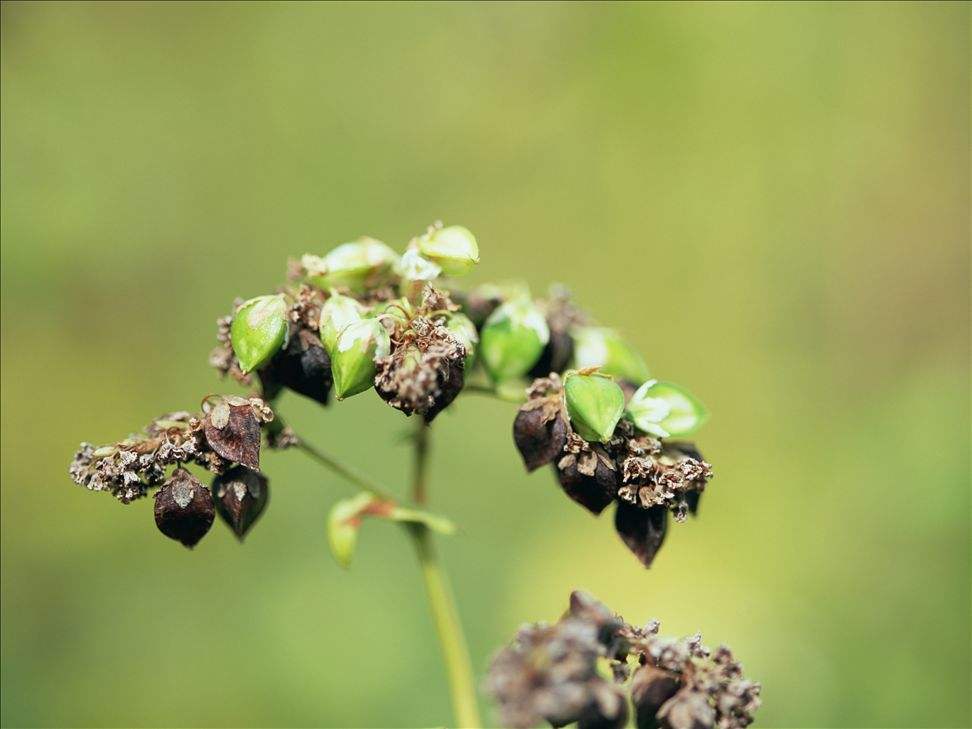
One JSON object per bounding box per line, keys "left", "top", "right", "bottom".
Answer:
{"left": 212, "top": 466, "right": 269, "bottom": 540}
{"left": 154, "top": 468, "right": 215, "bottom": 548}
{"left": 513, "top": 374, "right": 568, "bottom": 472}
{"left": 487, "top": 592, "right": 760, "bottom": 729}
{"left": 513, "top": 377, "right": 714, "bottom": 567}
{"left": 374, "top": 288, "right": 466, "bottom": 422}
{"left": 529, "top": 286, "right": 585, "bottom": 378}
{"left": 201, "top": 395, "right": 273, "bottom": 471}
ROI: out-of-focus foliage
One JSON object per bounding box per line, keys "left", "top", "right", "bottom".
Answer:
{"left": 1, "top": 2, "right": 968, "bottom": 727}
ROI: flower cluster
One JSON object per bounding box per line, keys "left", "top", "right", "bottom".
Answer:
{"left": 68, "top": 395, "right": 274, "bottom": 546}
{"left": 486, "top": 591, "right": 760, "bottom": 729}
{"left": 514, "top": 372, "right": 711, "bottom": 567}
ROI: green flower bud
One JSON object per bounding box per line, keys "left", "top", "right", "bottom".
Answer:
{"left": 625, "top": 379, "right": 707, "bottom": 439}
{"left": 417, "top": 225, "right": 479, "bottom": 276}
{"left": 230, "top": 294, "right": 289, "bottom": 374}
{"left": 329, "top": 317, "right": 391, "bottom": 399}
{"left": 564, "top": 371, "right": 625, "bottom": 443}
{"left": 319, "top": 292, "right": 364, "bottom": 351}
{"left": 444, "top": 312, "right": 478, "bottom": 370}
{"left": 479, "top": 299, "right": 550, "bottom": 382}
{"left": 302, "top": 237, "right": 399, "bottom": 292}
{"left": 572, "top": 326, "right": 650, "bottom": 383}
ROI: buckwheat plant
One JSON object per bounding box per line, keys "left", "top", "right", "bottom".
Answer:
{"left": 69, "top": 222, "right": 758, "bottom": 728}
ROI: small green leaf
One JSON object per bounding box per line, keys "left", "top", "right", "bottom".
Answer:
{"left": 625, "top": 379, "right": 708, "bottom": 438}
{"left": 572, "top": 326, "right": 650, "bottom": 383}
{"left": 564, "top": 371, "right": 625, "bottom": 443}
{"left": 417, "top": 225, "right": 479, "bottom": 276}
{"left": 328, "top": 317, "right": 391, "bottom": 399}
{"left": 479, "top": 298, "right": 549, "bottom": 382}
{"left": 386, "top": 506, "right": 457, "bottom": 535}
{"left": 326, "top": 493, "right": 375, "bottom": 569}
{"left": 326, "top": 493, "right": 456, "bottom": 569}
{"left": 231, "top": 294, "right": 289, "bottom": 373}
{"left": 319, "top": 293, "right": 364, "bottom": 351}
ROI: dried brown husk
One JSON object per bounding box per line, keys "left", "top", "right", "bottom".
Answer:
{"left": 154, "top": 468, "right": 215, "bottom": 548}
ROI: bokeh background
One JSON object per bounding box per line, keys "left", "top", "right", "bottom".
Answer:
{"left": 1, "top": 2, "right": 969, "bottom": 727}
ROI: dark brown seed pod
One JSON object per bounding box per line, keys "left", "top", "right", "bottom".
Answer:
{"left": 528, "top": 327, "right": 574, "bottom": 379}
{"left": 513, "top": 407, "right": 568, "bottom": 472}
{"left": 555, "top": 448, "right": 617, "bottom": 515}
{"left": 203, "top": 398, "right": 263, "bottom": 470}
{"left": 631, "top": 665, "right": 681, "bottom": 729}
{"left": 614, "top": 502, "right": 669, "bottom": 567}
{"left": 577, "top": 685, "right": 629, "bottom": 729}
{"left": 154, "top": 468, "right": 215, "bottom": 548}
{"left": 657, "top": 689, "right": 716, "bottom": 729}
{"left": 212, "top": 466, "right": 269, "bottom": 541}
{"left": 259, "top": 329, "right": 332, "bottom": 405}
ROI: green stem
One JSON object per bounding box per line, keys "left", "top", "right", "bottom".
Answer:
{"left": 411, "top": 523, "right": 481, "bottom": 728}
{"left": 410, "top": 420, "right": 481, "bottom": 728}
{"left": 461, "top": 382, "right": 526, "bottom": 404}
{"left": 279, "top": 415, "right": 481, "bottom": 727}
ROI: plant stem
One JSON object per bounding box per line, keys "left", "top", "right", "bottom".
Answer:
{"left": 461, "top": 382, "right": 526, "bottom": 404}
{"left": 295, "top": 439, "right": 395, "bottom": 502}
{"left": 410, "top": 420, "right": 481, "bottom": 728}
{"left": 279, "top": 415, "right": 481, "bottom": 727}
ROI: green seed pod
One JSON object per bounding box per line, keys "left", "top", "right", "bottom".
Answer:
{"left": 230, "top": 294, "right": 289, "bottom": 374}
{"left": 564, "top": 371, "right": 625, "bottom": 443}
{"left": 479, "top": 298, "right": 549, "bottom": 382}
{"left": 302, "top": 237, "right": 399, "bottom": 292}
{"left": 572, "top": 326, "right": 650, "bottom": 383}
{"left": 417, "top": 225, "right": 479, "bottom": 276}
{"left": 329, "top": 317, "right": 391, "bottom": 399}
{"left": 444, "top": 312, "right": 478, "bottom": 370}
{"left": 319, "top": 292, "right": 364, "bottom": 351}
{"left": 625, "top": 379, "right": 708, "bottom": 439}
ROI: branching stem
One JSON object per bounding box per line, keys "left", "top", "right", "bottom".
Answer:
{"left": 281, "top": 414, "right": 481, "bottom": 727}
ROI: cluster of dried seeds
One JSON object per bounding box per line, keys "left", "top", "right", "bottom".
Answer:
{"left": 486, "top": 592, "right": 760, "bottom": 729}
{"left": 68, "top": 396, "right": 274, "bottom": 547}
{"left": 514, "top": 376, "right": 713, "bottom": 567}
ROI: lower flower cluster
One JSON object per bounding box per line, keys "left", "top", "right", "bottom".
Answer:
{"left": 514, "top": 375, "right": 713, "bottom": 567}
{"left": 68, "top": 395, "right": 274, "bottom": 547}
{"left": 486, "top": 592, "right": 761, "bottom": 729}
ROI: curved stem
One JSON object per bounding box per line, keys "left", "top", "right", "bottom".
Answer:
{"left": 278, "top": 415, "right": 481, "bottom": 727}
{"left": 410, "top": 420, "right": 481, "bottom": 727}
{"left": 295, "top": 439, "right": 395, "bottom": 501}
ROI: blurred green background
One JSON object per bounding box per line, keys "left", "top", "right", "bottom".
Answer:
{"left": 1, "top": 2, "right": 969, "bottom": 727}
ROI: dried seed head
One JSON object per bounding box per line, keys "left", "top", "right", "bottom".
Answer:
{"left": 154, "top": 468, "right": 215, "bottom": 548}
{"left": 374, "top": 317, "right": 465, "bottom": 422}
{"left": 202, "top": 395, "right": 271, "bottom": 471}
{"left": 656, "top": 690, "right": 716, "bottom": 729}
{"left": 513, "top": 376, "right": 567, "bottom": 472}
{"left": 486, "top": 592, "right": 761, "bottom": 729}
{"left": 212, "top": 466, "right": 269, "bottom": 541}
{"left": 259, "top": 328, "right": 333, "bottom": 405}
{"left": 631, "top": 666, "right": 681, "bottom": 729}
{"left": 614, "top": 503, "right": 669, "bottom": 567}
{"left": 530, "top": 287, "right": 584, "bottom": 378}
